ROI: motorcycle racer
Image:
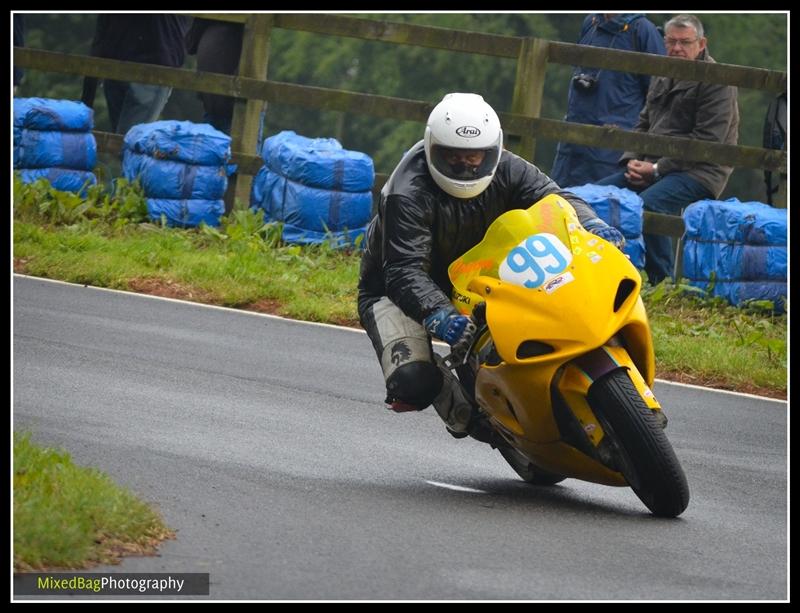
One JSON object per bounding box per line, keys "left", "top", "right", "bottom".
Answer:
{"left": 357, "top": 92, "right": 625, "bottom": 440}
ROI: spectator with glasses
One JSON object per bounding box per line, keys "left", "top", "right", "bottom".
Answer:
{"left": 595, "top": 14, "right": 739, "bottom": 285}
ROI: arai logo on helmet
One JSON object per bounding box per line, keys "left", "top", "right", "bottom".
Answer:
{"left": 455, "top": 125, "right": 481, "bottom": 138}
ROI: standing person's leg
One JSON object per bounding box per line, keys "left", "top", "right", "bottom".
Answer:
{"left": 637, "top": 173, "right": 713, "bottom": 285}
{"left": 115, "top": 82, "right": 173, "bottom": 135}
{"left": 196, "top": 23, "right": 244, "bottom": 134}
{"left": 102, "top": 79, "right": 129, "bottom": 133}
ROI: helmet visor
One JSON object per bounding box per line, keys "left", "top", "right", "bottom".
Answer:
{"left": 430, "top": 145, "right": 500, "bottom": 181}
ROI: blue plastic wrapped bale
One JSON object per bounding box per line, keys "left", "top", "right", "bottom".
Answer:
{"left": 567, "top": 184, "right": 644, "bottom": 238}
{"left": 147, "top": 199, "right": 225, "bottom": 228}
{"left": 259, "top": 172, "right": 372, "bottom": 234}
{"left": 261, "top": 130, "right": 374, "bottom": 192}
{"left": 123, "top": 151, "right": 227, "bottom": 200}
{"left": 682, "top": 198, "right": 787, "bottom": 310}
{"left": 249, "top": 165, "right": 272, "bottom": 211}
{"left": 622, "top": 235, "right": 645, "bottom": 270}
{"left": 124, "top": 120, "right": 232, "bottom": 166}
{"left": 13, "top": 127, "right": 97, "bottom": 170}
{"left": 14, "top": 97, "right": 94, "bottom": 132}
{"left": 281, "top": 222, "right": 367, "bottom": 249}
{"left": 261, "top": 129, "right": 341, "bottom": 159}
{"left": 17, "top": 167, "right": 97, "bottom": 196}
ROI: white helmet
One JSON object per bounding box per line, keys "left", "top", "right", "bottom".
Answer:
{"left": 424, "top": 93, "right": 503, "bottom": 199}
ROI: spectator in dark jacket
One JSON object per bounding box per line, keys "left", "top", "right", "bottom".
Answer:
{"left": 358, "top": 92, "right": 624, "bottom": 442}
{"left": 551, "top": 13, "right": 666, "bottom": 187}
{"left": 85, "top": 14, "right": 190, "bottom": 134}
{"left": 595, "top": 14, "right": 739, "bottom": 285}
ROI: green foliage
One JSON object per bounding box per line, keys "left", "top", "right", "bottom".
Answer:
{"left": 196, "top": 206, "right": 363, "bottom": 262}
{"left": 14, "top": 173, "right": 360, "bottom": 267}
{"left": 13, "top": 173, "right": 149, "bottom": 229}
{"left": 200, "top": 208, "right": 283, "bottom": 251}
{"left": 14, "top": 432, "right": 172, "bottom": 570}
{"left": 13, "top": 176, "right": 92, "bottom": 225}
{"left": 642, "top": 278, "right": 787, "bottom": 370}
{"left": 265, "top": 14, "right": 560, "bottom": 171}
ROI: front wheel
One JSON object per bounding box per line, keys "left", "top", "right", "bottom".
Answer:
{"left": 499, "top": 446, "right": 566, "bottom": 486}
{"left": 588, "top": 369, "right": 690, "bottom": 517}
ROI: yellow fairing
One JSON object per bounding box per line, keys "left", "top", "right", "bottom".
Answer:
{"left": 449, "top": 195, "right": 660, "bottom": 485}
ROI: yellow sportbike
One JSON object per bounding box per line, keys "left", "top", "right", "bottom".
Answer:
{"left": 446, "top": 194, "right": 689, "bottom": 517}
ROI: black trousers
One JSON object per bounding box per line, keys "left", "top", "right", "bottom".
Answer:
{"left": 195, "top": 22, "right": 244, "bottom": 134}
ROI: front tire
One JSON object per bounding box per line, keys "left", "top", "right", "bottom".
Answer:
{"left": 588, "top": 369, "right": 690, "bottom": 517}
{"left": 499, "top": 446, "right": 566, "bottom": 486}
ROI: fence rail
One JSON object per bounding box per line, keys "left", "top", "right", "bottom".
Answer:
{"left": 13, "top": 12, "right": 788, "bottom": 242}
{"left": 195, "top": 12, "right": 788, "bottom": 94}
{"left": 14, "top": 47, "right": 786, "bottom": 176}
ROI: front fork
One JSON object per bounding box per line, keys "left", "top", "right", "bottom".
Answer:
{"left": 558, "top": 340, "right": 665, "bottom": 449}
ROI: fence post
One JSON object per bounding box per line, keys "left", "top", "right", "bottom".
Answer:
{"left": 510, "top": 37, "right": 548, "bottom": 163}
{"left": 226, "top": 14, "right": 273, "bottom": 213}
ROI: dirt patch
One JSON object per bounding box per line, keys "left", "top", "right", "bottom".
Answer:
{"left": 14, "top": 529, "right": 176, "bottom": 572}
{"left": 14, "top": 257, "right": 31, "bottom": 273}
{"left": 127, "top": 277, "right": 216, "bottom": 304}
{"left": 242, "top": 298, "right": 284, "bottom": 317}
{"left": 329, "top": 315, "right": 361, "bottom": 328}
{"left": 656, "top": 368, "right": 786, "bottom": 401}
{"left": 241, "top": 301, "right": 361, "bottom": 329}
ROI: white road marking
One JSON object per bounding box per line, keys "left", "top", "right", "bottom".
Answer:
{"left": 12, "top": 273, "right": 365, "bottom": 333}
{"left": 653, "top": 378, "right": 787, "bottom": 403}
{"left": 425, "top": 480, "right": 488, "bottom": 494}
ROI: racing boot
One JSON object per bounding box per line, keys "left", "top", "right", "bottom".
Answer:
{"left": 432, "top": 356, "right": 477, "bottom": 437}
{"left": 430, "top": 354, "right": 511, "bottom": 450}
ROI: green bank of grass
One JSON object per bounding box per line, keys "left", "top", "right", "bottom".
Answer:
{"left": 14, "top": 218, "right": 361, "bottom": 325}
{"left": 642, "top": 283, "right": 786, "bottom": 396}
{"left": 13, "top": 176, "right": 787, "bottom": 398}
{"left": 13, "top": 432, "right": 174, "bottom": 571}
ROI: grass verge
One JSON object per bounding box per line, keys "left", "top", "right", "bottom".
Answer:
{"left": 13, "top": 432, "right": 175, "bottom": 571}
{"left": 642, "top": 282, "right": 786, "bottom": 398}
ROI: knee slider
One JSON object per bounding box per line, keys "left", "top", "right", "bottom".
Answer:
{"left": 386, "top": 361, "right": 443, "bottom": 409}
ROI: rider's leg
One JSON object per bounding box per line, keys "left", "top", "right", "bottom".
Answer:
{"left": 360, "top": 296, "right": 443, "bottom": 411}
{"left": 360, "top": 296, "right": 496, "bottom": 441}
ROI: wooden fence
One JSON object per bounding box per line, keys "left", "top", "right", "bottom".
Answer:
{"left": 14, "top": 13, "right": 788, "bottom": 244}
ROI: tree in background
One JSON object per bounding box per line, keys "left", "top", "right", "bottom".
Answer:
{"left": 15, "top": 13, "right": 786, "bottom": 202}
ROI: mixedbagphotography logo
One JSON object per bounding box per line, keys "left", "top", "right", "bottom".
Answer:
{"left": 14, "top": 573, "right": 210, "bottom": 596}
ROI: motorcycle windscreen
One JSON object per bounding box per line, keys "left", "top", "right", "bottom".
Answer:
{"left": 448, "top": 194, "right": 581, "bottom": 313}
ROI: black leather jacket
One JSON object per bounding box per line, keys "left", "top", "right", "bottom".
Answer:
{"left": 357, "top": 140, "right": 599, "bottom": 324}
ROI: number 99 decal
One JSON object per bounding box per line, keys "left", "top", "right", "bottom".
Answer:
{"left": 498, "top": 233, "right": 572, "bottom": 289}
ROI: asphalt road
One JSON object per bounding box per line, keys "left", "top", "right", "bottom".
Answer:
{"left": 12, "top": 276, "right": 788, "bottom": 601}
